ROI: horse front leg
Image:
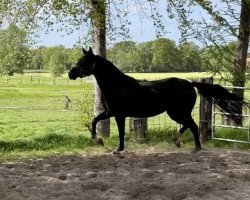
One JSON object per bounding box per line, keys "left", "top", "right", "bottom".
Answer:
{"left": 113, "top": 116, "right": 126, "bottom": 154}
{"left": 91, "top": 111, "right": 111, "bottom": 144}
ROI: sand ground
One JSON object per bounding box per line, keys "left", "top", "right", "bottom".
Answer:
{"left": 0, "top": 149, "right": 249, "bottom": 200}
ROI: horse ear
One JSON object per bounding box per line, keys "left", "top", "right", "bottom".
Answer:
{"left": 89, "top": 47, "right": 93, "bottom": 54}
{"left": 82, "top": 48, "right": 87, "bottom": 54}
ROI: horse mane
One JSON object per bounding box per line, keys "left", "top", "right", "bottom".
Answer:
{"left": 95, "top": 55, "right": 137, "bottom": 84}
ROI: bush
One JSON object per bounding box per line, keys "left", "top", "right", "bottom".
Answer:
{"left": 75, "top": 91, "right": 94, "bottom": 131}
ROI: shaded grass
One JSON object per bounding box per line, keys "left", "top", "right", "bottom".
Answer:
{"left": 213, "top": 128, "right": 249, "bottom": 141}
{"left": 0, "top": 132, "right": 95, "bottom": 152}
{"left": 0, "top": 126, "right": 249, "bottom": 160}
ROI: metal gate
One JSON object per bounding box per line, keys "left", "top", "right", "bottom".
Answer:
{"left": 211, "top": 86, "right": 250, "bottom": 144}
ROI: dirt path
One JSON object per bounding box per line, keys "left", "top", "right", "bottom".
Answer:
{"left": 0, "top": 149, "right": 249, "bottom": 200}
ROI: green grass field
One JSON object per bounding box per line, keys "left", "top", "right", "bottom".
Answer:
{"left": 0, "top": 72, "right": 249, "bottom": 159}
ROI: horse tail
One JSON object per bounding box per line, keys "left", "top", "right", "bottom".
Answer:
{"left": 192, "top": 81, "right": 247, "bottom": 125}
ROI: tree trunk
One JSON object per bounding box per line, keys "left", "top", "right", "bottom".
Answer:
{"left": 230, "top": 0, "right": 250, "bottom": 126}
{"left": 90, "top": 0, "right": 110, "bottom": 137}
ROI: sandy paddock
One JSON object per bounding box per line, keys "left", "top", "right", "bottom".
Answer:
{"left": 0, "top": 149, "right": 249, "bottom": 200}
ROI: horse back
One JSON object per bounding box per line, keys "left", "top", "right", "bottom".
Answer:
{"left": 139, "top": 77, "right": 195, "bottom": 97}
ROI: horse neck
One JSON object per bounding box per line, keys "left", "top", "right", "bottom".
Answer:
{"left": 93, "top": 56, "right": 132, "bottom": 94}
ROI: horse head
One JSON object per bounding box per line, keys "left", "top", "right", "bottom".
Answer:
{"left": 68, "top": 47, "right": 96, "bottom": 80}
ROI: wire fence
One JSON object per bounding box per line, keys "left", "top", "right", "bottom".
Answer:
{"left": 0, "top": 75, "right": 93, "bottom": 86}
{"left": 0, "top": 105, "right": 192, "bottom": 143}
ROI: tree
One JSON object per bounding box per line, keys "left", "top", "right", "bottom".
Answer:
{"left": 232, "top": 0, "right": 250, "bottom": 121}
{"left": 34, "top": 45, "right": 69, "bottom": 76}
{"left": 67, "top": 48, "right": 82, "bottom": 70}
{"left": 167, "top": 1, "right": 250, "bottom": 86}
{"left": 30, "top": 47, "right": 44, "bottom": 70}
{"left": 152, "top": 38, "right": 180, "bottom": 72}
{"left": 107, "top": 39, "right": 203, "bottom": 73}
{"left": 179, "top": 42, "right": 202, "bottom": 72}
{"left": 48, "top": 50, "right": 67, "bottom": 77}
{"left": 29, "top": 46, "right": 83, "bottom": 72}
{"left": 0, "top": 23, "right": 31, "bottom": 75}
{"left": 201, "top": 41, "right": 238, "bottom": 80}
{"left": 137, "top": 41, "right": 154, "bottom": 72}
{"left": 198, "top": 0, "right": 249, "bottom": 124}
{"left": 108, "top": 41, "right": 143, "bottom": 72}
{"left": 41, "top": 47, "right": 56, "bottom": 70}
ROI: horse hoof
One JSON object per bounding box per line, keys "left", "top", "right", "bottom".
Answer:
{"left": 112, "top": 150, "right": 125, "bottom": 158}
{"left": 192, "top": 147, "right": 202, "bottom": 153}
{"left": 95, "top": 138, "right": 104, "bottom": 146}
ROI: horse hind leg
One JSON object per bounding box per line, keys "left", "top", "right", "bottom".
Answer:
{"left": 189, "top": 118, "right": 202, "bottom": 151}
{"left": 112, "top": 116, "right": 126, "bottom": 155}
{"left": 167, "top": 110, "right": 190, "bottom": 148}
{"left": 171, "top": 115, "right": 201, "bottom": 150}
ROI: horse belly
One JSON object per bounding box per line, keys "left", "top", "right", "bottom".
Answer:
{"left": 114, "top": 97, "right": 166, "bottom": 117}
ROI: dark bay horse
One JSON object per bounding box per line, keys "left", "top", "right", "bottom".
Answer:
{"left": 69, "top": 47, "right": 246, "bottom": 153}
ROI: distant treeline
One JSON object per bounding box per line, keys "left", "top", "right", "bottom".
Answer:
{"left": 1, "top": 24, "right": 249, "bottom": 77}
{"left": 28, "top": 39, "right": 204, "bottom": 74}
{"left": 107, "top": 39, "right": 202, "bottom": 73}
{"left": 0, "top": 24, "right": 244, "bottom": 77}
{"left": 28, "top": 39, "right": 244, "bottom": 75}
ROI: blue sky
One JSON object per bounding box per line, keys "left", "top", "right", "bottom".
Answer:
{"left": 34, "top": 0, "right": 184, "bottom": 48}
{"left": 36, "top": 20, "right": 182, "bottom": 48}
{"left": 34, "top": 0, "right": 238, "bottom": 48}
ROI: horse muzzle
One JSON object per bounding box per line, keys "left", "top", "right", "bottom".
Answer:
{"left": 68, "top": 67, "right": 80, "bottom": 80}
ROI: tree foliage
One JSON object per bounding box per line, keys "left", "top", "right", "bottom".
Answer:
{"left": 1, "top": 1, "right": 249, "bottom": 79}
{"left": 152, "top": 38, "right": 180, "bottom": 72}
{"left": 201, "top": 41, "right": 238, "bottom": 81}
{"left": 47, "top": 46, "right": 68, "bottom": 77}
{"left": 108, "top": 41, "right": 139, "bottom": 72}
{"left": 0, "top": 23, "right": 31, "bottom": 75}
{"left": 166, "top": 0, "right": 250, "bottom": 86}
{"left": 30, "top": 47, "right": 44, "bottom": 70}
{"left": 28, "top": 46, "right": 82, "bottom": 76}
{"left": 107, "top": 39, "right": 202, "bottom": 72}
{"left": 0, "top": 35, "right": 238, "bottom": 75}
{"left": 0, "top": 0, "right": 168, "bottom": 47}
{"left": 179, "top": 42, "right": 202, "bottom": 72}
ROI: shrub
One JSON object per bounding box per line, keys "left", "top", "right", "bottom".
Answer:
{"left": 75, "top": 91, "right": 94, "bottom": 131}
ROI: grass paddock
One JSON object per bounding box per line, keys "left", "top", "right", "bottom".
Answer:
{"left": 0, "top": 72, "right": 249, "bottom": 159}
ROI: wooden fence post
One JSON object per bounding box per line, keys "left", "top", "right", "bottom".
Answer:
{"left": 129, "top": 118, "right": 148, "bottom": 142}
{"left": 199, "top": 77, "right": 213, "bottom": 141}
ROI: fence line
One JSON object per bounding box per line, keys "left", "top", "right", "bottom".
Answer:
{"left": 2, "top": 75, "right": 250, "bottom": 144}
{"left": 0, "top": 75, "right": 91, "bottom": 86}
{"left": 0, "top": 106, "right": 80, "bottom": 112}
{"left": 0, "top": 105, "right": 199, "bottom": 130}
